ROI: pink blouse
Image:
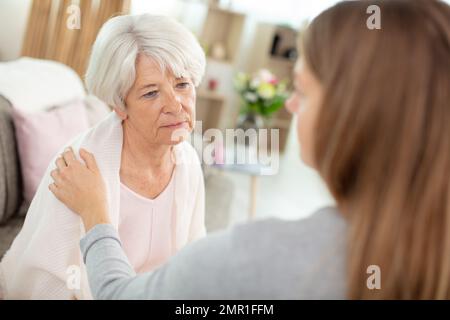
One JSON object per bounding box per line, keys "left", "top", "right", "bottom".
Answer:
{"left": 118, "top": 172, "right": 176, "bottom": 274}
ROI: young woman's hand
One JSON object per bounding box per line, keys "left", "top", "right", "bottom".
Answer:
{"left": 49, "top": 148, "right": 111, "bottom": 232}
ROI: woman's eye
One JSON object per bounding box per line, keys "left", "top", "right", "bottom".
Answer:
{"left": 143, "top": 90, "right": 158, "bottom": 98}
{"left": 176, "top": 82, "right": 190, "bottom": 89}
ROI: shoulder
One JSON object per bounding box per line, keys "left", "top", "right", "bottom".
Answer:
{"left": 165, "top": 207, "right": 347, "bottom": 299}
{"left": 175, "top": 141, "right": 203, "bottom": 177}
{"left": 232, "top": 206, "right": 346, "bottom": 246}
{"left": 228, "top": 206, "right": 347, "bottom": 260}
{"left": 158, "top": 226, "right": 237, "bottom": 298}
{"left": 177, "top": 140, "right": 201, "bottom": 163}
{"left": 79, "top": 112, "right": 120, "bottom": 146}
{"left": 227, "top": 206, "right": 348, "bottom": 298}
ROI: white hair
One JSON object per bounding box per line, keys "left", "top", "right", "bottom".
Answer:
{"left": 85, "top": 14, "right": 206, "bottom": 110}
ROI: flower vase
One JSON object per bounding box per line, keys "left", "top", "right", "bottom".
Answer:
{"left": 236, "top": 112, "right": 265, "bottom": 132}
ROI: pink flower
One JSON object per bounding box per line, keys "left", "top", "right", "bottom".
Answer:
{"left": 258, "top": 69, "right": 275, "bottom": 83}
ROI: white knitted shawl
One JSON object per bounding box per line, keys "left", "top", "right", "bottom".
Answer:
{"left": 0, "top": 112, "right": 206, "bottom": 299}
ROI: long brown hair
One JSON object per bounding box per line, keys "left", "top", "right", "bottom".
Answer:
{"left": 302, "top": 0, "right": 450, "bottom": 299}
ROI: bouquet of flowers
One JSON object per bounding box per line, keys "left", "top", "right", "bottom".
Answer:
{"left": 234, "top": 69, "right": 289, "bottom": 119}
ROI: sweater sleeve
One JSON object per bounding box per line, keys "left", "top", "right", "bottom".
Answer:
{"left": 80, "top": 223, "right": 235, "bottom": 299}
{"left": 80, "top": 208, "right": 347, "bottom": 300}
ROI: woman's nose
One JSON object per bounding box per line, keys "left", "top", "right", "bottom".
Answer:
{"left": 162, "top": 90, "right": 182, "bottom": 114}
{"left": 285, "top": 94, "right": 299, "bottom": 114}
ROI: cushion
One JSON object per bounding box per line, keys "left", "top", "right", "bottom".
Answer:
{"left": 12, "top": 99, "right": 89, "bottom": 204}
{"left": 84, "top": 95, "right": 111, "bottom": 126}
{"left": 0, "top": 57, "right": 86, "bottom": 113}
{"left": 0, "top": 96, "right": 22, "bottom": 224}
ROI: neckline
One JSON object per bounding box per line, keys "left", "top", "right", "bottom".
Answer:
{"left": 120, "top": 169, "right": 175, "bottom": 203}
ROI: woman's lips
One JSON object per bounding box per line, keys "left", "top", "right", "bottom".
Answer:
{"left": 161, "top": 121, "right": 189, "bottom": 129}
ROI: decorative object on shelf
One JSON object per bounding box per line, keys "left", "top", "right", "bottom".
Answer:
{"left": 209, "top": 0, "right": 234, "bottom": 9}
{"left": 269, "top": 25, "right": 299, "bottom": 62}
{"left": 209, "top": 0, "right": 221, "bottom": 6}
{"left": 282, "top": 47, "right": 298, "bottom": 61}
{"left": 208, "top": 78, "right": 219, "bottom": 91}
{"left": 210, "top": 42, "right": 227, "bottom": 60}
{"left": 270, "top": 33, "right": 281, "bottom": 55}
{"left": 234, "top": 69, "right": 288, "bottom": 130}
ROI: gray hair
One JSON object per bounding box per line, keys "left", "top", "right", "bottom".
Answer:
{"left": 85, "top": 14, "right": 206, "bottom": 110}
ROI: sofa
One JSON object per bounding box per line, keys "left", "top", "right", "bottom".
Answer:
{"left": 0, "top": 57, "right": 111, "bottom": 257}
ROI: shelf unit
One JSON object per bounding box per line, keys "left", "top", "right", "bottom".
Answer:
{"left": 239, "top": 23, "right": 298, "bottom": 152}
{"left": 200, "top": 6, "right": 245, "bottom": 64}
{"left": 192, "top": 4, "right": 246, "bottom": 134}
{"left": 179, "top": 2, "right": 298, "bottom": 153}
{"left": 196, "top": 89, "right": 226, "bottom": 133}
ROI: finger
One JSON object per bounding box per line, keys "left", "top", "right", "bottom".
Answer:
{"left": 62, "top": 147, "right": 76, "bottom": 166}
{"left": 80, "top": 148, "right": 99, "bottom": 171}
{"left": 49, "top": 183, "right": 66, "bottom": 204}
{"left": 48, "top": 183, "right": 61, "bottom": 199}
{"left": 55, "top": 156, "right": 66, "bottom": 170}
{"left": 50, "top": 169, "right": 63, "bottom": 186}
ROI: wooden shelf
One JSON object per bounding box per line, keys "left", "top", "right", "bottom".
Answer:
{"left": 269, "top": 57, "right": 297, "bottom": 66}
{"left": 190, "top": 4, "right": 247, "bottom": 132}
{"left": 200, "top": 6, "right": 245, "bottom": 63}
{"left": 197, "top": 89, "right": 225, "bottom": 102}
{"left": 196, "top": 97, "right": 225, "bottom": 133}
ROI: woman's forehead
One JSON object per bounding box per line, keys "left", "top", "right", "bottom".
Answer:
{"left": 135, "top": 54, "right": 186, "bottom": 85}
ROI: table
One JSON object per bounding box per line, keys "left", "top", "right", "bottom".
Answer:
{"left": 212, "top": 163, "right": 269, "bottom": 220}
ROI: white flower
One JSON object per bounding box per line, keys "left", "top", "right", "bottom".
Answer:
{"left": 250, "top": 78, "right": 261, "bottom": 89}
{"left": 244, "top": 92, "right": 258, "bottom": 103}
{"left": 234, "top": 72, "right": 248, "bottom": 91}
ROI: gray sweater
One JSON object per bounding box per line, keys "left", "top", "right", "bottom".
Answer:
{"left": 80, "top": 206, "right": 347, "bottom": 299}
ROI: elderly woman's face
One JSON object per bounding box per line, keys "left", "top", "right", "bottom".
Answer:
{"left": 117, "top": 54, "right": 196, "bottom": 145}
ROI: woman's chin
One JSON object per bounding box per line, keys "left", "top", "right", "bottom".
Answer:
{"left": 165, "top": 125, "right": 192, "bottom": 144}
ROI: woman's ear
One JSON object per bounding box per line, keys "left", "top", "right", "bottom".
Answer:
{"left": 113, "top": 107, "right": 128, "bottom": 120}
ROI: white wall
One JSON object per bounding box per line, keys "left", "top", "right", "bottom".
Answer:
{"left": 0, "top": 0, "right": 32, "bottom": 61}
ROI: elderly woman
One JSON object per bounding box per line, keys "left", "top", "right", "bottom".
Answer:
{"left": 0, "top": 14, "right": 206, "bottom": 299}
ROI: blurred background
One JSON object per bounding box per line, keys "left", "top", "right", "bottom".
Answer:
{"left": 0, "top": 0, "right": 370, "bottom": 255}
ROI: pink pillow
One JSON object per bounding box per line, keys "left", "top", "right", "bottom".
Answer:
{"left": 12, "top": 100, "right": 89, "bottom": 203}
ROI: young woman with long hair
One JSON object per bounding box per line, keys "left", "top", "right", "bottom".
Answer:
{"left": 45, "top": 0, "right": 450, "bottom": 299}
